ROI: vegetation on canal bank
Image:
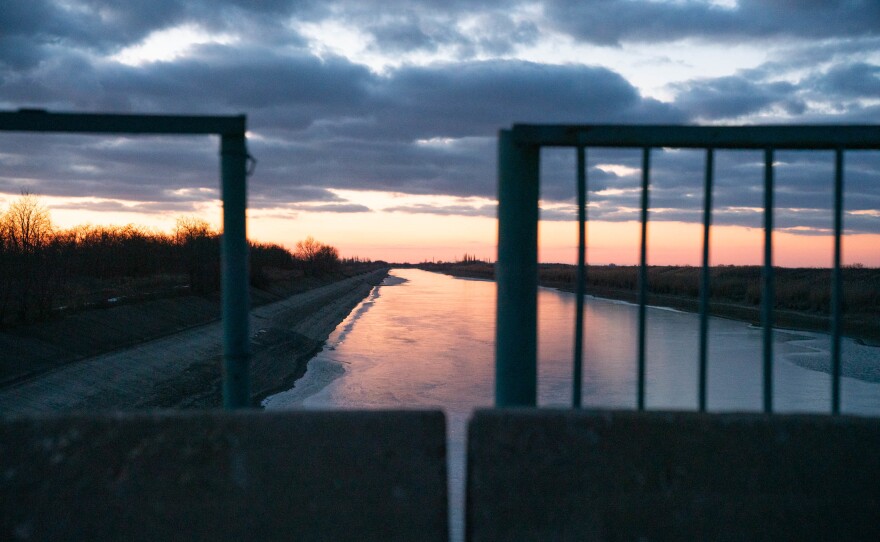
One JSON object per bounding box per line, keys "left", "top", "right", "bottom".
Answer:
{"left": 418, "top": 260, "right": 880, "bottom": 345}
{"left": 0, "top": 194, "right": 385, "bottom": 326}
{"left": 0, "top": 194, "right": 386, "bottom": 385}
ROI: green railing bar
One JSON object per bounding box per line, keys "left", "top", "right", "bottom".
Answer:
{"left": 762, "top": 149, "right": 775, "bottom": 413}
{"left": 495, "top": 130, "right": 540, "bottom": 406}
{"left": 698, "top": 148, "right": 714, "bottom": 412}
{"left": 220, "top": 134, "right": 252, "bottom": 408}
{"left": 0, "top": 109, "right": 245, "bottom": 135}
{"left": 0, "top": 109, "right": 252, "bottom": 410}
{"left": 510, "top": 124, "right": 880, "bottom": 150}
{"left": 572, "top": 146, "right": 587, "bottom": 408}
{"left": 831, "top": 149, "right": 844, "bottom": 414}
{"left": 637, "top": 147, "right": 650, "bottom": 411}
{"left": 494, "top": 124, "right": 879, "bottom": 414}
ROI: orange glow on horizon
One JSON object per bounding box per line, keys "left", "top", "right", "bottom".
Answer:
{"left": 540, "top": 220, "right": 879, "bottom": 268}
{"left": 3, "top": 192, "right": 877, "bottom": 267}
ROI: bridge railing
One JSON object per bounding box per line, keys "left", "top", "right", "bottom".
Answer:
{"left": 495, "top": 124, "right": 880, "bottom": 413}
{"left": 0, "top": 110, "right": 252, "bottom": 409}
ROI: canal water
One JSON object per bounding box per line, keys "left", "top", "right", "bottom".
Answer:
{"left": 264, "top": 268, "right": 880, "bottom": 540}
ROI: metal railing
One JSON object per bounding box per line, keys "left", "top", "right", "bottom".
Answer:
{"left": 495, "top": 124, "right": 880, "bottom": 413}
{"left": 0, "top": 109, "right": 252, "bottom": 409}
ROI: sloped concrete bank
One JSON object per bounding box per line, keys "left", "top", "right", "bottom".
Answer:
{"left": 0, "top": 269, "right": 388, "bottom": 413}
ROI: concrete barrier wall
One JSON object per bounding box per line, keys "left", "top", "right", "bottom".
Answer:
{"left": 7, "top": 407, "right": 880, "bottom": 541}
{"left": 1, "top": 410, "right": 447, "bottom": 542}
{"left": 467, "top": 409, "right": 880, "bottom": 542}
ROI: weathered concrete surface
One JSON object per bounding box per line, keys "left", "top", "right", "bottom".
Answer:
{"left": 1, "top": 409, "right": 447, "bottom": 542}
{"left": 0, "top": 271, "right": 386, "bottom": 413}
{"left": 467, "top": 409, "right": 880, "bottom": 542}
{"left": 0, "top": 295, "right": 221, "bottom": 385}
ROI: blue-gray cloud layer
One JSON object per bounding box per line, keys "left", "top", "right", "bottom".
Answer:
{"left": 544, "top": 0, "right": 879, "bottom": 46}
{"left": 0, "top": 0, "right": 878, "bottom": 235}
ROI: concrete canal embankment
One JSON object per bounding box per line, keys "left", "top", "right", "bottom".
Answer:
{"left": 0, "top": 270, "right": 388, "bottom": 413}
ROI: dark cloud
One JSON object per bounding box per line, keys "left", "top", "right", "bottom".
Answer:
{"left": 0, "top": 0, "right": 530, "bottom": 74}
{"left": 538, "top": 207, "right": 577, "bottom": 222}
{"left": 0, "top": 132, "right": 218, "bottom": 202}
{"left": 372, "top": 60, "right": 684, "bottom": 139}
{"left": 365, "top": 14, "right": 448, "bottom": 53}
{"left": 544, "top": 0, "right": 880, "bottom": 46}
{"left": 672, "top": 76, "right": 804, "bottom": 120}
{"left": 48, "top": 199, "right": 200, "bottom": 214}
{"left": 0, "top": 35, "right": 49, "bottom": 70}
{"left": 5, "top": 0, "right": 878, "bottom": 70}
{"left": 530, "top": 148, "right": 880, "bottom": 235}
{"left": 666, "top": 56, "right": 880, "bottom": 123}
{"left": 304, "top": 1, "right": 541, "bottom": 59}
{"left": 250, "top": 60, "right": 685, "bottom": 201}
{"left": 0, "top": 1, "right": 86, "bottom": 69}
{"left": 0, "top": 0, "right": 319, "bottom": 66}
{"left": 810, "top": 62, "right": 880, "bottom": 99}
{"left": 0, "top": 50, "right": 676, "bottom": 202}
{"left": 386, "top": 203, "right": 495, "bottom": 217}
{"left": 746, "top": 37, "right": 880, "bottom": 81}
{"left": 0, "top": 44, "right": 375, "bottom": 117}
{"left": 290, "top": 203, "right": 372, "bottom": 213}
{"left": 0, "top": 1, "right": 878, "bottom": 237}
{"left": 249, "top": 187, "right": 345, "bottom": 209}
{"left": 470, "top": 14, "right": 539, "bottom": 55}
{"left": 366, "top": 14, "right": 537, "bottom": 59}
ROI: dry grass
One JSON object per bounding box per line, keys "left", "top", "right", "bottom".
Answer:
{"left": 419, "top": 261, "right": 880, "bottom": 342}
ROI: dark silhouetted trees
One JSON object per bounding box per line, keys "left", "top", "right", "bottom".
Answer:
{"left": 0, "top": 195, "right": 348, "bottom": 326}
{"left": 0, "top": 193, "right": 58, "bottom": 321}
{"left": 295, "top": 236, "right": 340, "bottom": 276}
{"left": 174, "top": 216, "right": 220, "bottom": 294}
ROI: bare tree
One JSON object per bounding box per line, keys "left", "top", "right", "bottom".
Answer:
{"left": 2, "top": 192, "right": 52, "bottom": 254}
{"left": 295, "top": 236, "right": 339, "bottom": 276}
{"left": 294, "top": 236, "right": 321, "bottom": 262}
{"left": 0, "top": 193, "right": 56, "bottom": 321}
{"left": 174, "top": 216, "right": 212, "bottom": 245}
{"left": 0, "top": 202, "right": 11, "bottom": 322}
{"left": 174, "top": 216, "right": 219, "bottom": 294}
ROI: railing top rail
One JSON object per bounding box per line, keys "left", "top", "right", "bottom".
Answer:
{"left": 0, "top": 108, "right": 251, "bottom": 409}
{"left": 509, "top": 124, "right": 880, "bottom": 150}
{"left": 0, "top": 109, "right": 246, "bottom": 136}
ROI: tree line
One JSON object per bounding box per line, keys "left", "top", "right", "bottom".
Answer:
{"left": 418, "top": 259, "right": 878, "bottom": 317}
{"left": 538, "top": 264, "right": 878, "bottom": 315}
{"left": 0, "top": 194, "right": 343, "bottom": 325}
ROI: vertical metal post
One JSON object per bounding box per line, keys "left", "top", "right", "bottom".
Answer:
{"left": 831, "top": 149, "right": 844, "bottom": 414}
{"left": 637, "top": 147, "right": 650, "bottom": 411}
{"left": 572, "top": 146, "right": 587, "bottom": 408}
{"left": 762, "top": 148, "right": 775, "bottom": 414}
{"left": 220, "top": 131, "right": 251, "bottom": 409}
{"left": 496, "top": 130, "right": 540, "bottom": 407}
{"left": 698, "top": 149, "right": 714, "bottom": 412}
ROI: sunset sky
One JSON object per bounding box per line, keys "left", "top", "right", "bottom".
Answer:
{"left": 1, "top": 1, "right": 878, "bottom": 265}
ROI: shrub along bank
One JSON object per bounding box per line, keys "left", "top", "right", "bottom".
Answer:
{"left": 418, "top": 261, "right": 880, "bottom": 344}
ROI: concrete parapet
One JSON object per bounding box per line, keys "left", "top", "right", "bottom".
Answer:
{"left": 467, "top": 409, "right": 880, "bottom": 541}
{"left": 1, "top": 410, "right": 447, "bottom": 541}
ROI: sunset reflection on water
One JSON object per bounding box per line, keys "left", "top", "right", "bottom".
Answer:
{"left": 267, "top": 266, "right": 879, "bottom": 414}
{"left": 265, "top": 267, "right": 880, "bottom": 542}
